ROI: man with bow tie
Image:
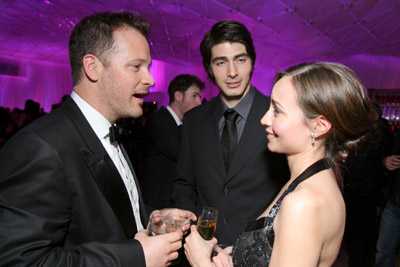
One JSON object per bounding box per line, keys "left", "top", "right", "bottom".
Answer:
{"left": 0, "top": 11, "right": 194, "bottom": 267}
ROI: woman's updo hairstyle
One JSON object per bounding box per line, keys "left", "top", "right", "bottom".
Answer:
{"left": 274, "top": 62, "right": 379, "bottom": 164}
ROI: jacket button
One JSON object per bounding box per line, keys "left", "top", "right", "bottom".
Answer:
{"left": 223, "top": 187, "right": 229, "bottom": 195}
{"left": 222, "top": 218, "right": 229, "bottom": 225}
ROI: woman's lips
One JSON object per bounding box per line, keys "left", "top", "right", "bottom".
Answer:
{"left": 266, "top": 131, "right": 275, "bottom": 140}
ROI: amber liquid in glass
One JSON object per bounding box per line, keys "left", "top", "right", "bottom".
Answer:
{"left": 197, "top": 220, "right": 217, "bottom": 240}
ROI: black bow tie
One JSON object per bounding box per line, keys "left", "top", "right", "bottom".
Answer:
{"left": 109, "top": 125, "right": 131, "bottom": 143}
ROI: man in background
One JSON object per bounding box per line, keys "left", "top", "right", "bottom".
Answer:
{"left": 142, "top": 74, "right": 204, "bottom": 209}
{"left": 0, "top": 11, "right": 193, "bottom": 267}
{"left": 173, "top": 20, "right": 288, "bottom": 246}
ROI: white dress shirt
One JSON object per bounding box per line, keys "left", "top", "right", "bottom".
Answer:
{"left": 70, "top": 91, "right": 143, "bottom": 231}
{"left": 166, "top": 106, "right": 182, "bottom": 126}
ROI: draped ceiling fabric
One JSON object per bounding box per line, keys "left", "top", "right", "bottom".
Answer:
{"left": 1, "top": 0, "right": 400, "bottom": 112}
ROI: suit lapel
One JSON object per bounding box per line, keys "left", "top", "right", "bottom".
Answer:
{"left": 81, "top": 148, "right": 137, "bottom": 238}
{"left": 201, "top": 98, "right": 226, "bottom": 179}
{"left": 63, "top": 98, "right": 137, "bottom": 238}
{"left": 226, "top": 90, "right": 269, "bottom": 183}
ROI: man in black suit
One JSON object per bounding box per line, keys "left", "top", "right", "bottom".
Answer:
{"left": 0, "top": 12, "right": 193, "bottom": 267}
{"left": 142, "top": 74, "right": 204, "bottom": 209}
{"left": 173, "top": 20, "right": 288, "bottom": 246}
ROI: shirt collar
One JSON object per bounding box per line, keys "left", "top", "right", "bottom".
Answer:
{"left": 218, "top": 85, "right": 255, "bottom": 120}
{"left": 70, "top": 91, "right": 112, "bottom": 140}
{"left": 166, "top": 106, "right": 182, "bottom": 126}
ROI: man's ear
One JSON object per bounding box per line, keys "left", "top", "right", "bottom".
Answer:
{"left": 174, "top": 91, "right": 183, "bottom": 102}
{"left": 82, "top": 54, "right": 100, "bottom": 82}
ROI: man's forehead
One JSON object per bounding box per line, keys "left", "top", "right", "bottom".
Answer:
{"left": 211, "top": 42, "right": 247, "bottom": 58}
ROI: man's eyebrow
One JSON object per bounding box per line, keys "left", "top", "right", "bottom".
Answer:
{"left": 233, "top": 53, "right": 249, "bottom": 59}
{"left": 211, "top": 53, "right": 249, "bottom": 63}
{"left": 212, "top": 56, "right": 228, "bottom": 63}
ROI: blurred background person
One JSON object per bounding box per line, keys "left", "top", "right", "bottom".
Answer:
{"left": 142, "top": 74, "right": 204, "bottom": 209}
{"left": 375, "top": 131, "right": 400, "bottom": 267}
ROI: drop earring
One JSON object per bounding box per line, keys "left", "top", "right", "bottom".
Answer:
{"left": 311, "top": 132, "right": 316, "bottom": 145}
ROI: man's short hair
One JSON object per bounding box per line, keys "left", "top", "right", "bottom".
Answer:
{"left": 69, "top": 11, "right": 150, "bottom": 86}
{"left": 168, "top": 74, "right": 205, "bottom": 104}
{"left": 199, "top": 20, "right": 256, "bottom": 84}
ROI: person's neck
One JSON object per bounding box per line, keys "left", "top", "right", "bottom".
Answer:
{"left": 73, "top": 85, "right": 115, "bottom": 124}
{"left": 220, "top": 84, "right": 251, "bottom": 108}
{"left": 286, "top": 149, "right": 326, "bottom": 182}
{"left": 169, "top": 102, "right": 183, "bottom": 121}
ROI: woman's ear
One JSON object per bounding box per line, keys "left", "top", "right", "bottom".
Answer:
{"left": 82, "top": 54, "right": 100, "bottom": 82}
{"left": 315, "top": 115, "right": 332, "bottom": 136}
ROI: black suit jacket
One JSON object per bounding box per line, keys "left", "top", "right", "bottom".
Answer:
{"left": 142, "top": 106, "right": 181, "bottom": 209}
{"left": 0, "top": 97, "right": 148, "bottom": 266}
{"left": 173, "top": 87, "right": 288, "bottom": 245}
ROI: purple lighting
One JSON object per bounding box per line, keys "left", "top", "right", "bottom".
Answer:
{"left": 0, "top": 0, "right": 400, "bottom": 113}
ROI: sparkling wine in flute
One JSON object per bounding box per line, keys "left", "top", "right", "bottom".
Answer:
{"left": 197, "top": 219, "right": 217, "bottom": 240}
{"left": 197, "top": 207, "right": 218, "bottom": 240}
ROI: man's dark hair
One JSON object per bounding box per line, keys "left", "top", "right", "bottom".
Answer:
{"left": 69, "top": 11, "right": 150, "bottom": 86}
{"left": 168, "top": 74, "right": 205, "bottom": 104}
{"left": 199, "top": 20, "right": 256, "bottom": 84}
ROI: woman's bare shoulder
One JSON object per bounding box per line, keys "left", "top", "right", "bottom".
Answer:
{"left": 278, "top": 170, "right": 345, "bottom": 233}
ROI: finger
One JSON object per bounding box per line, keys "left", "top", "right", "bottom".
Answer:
{"left": 178, "top": 209, "right": 196, "bottom": 220}
{"left": 165, "top": 230, "right": 183, "bottom": 242}
{"left": 190, "top": 225, "right": 198, "bottom": 234}
{"left": 167, "top": 251, "right": 179, "bottom": 262}
{"left": 135, "top": 229, "right": 149, "bottom": 238}
{"left": 138, "top": 229, "right": 148, "bottom": 234}
{"left": 214, "top": 245, "right": 223, "bottom": 253}
{"left": 170, "top": 239, "right": 183, "bottom": 252}
{"left": 184, "top": 210, "right": 197, "bottom": 221}
{"left": 212, "top": 256, "right": 221, "bottom": 267}
{"left": 160, "top": 208, "right": 175, "bottom": 217}
{"left": 181, "top": 223, "right": 191, "bottom": 232}
{"left": 224, "top": 246, "right": 233, "bottom": 254}
{"left": 217, "top": 254, "right": 232, "bottom": 267}
{"left": 150, "top": 209, "right": 160, "bottom": 217}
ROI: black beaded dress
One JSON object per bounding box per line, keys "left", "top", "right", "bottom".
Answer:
{"left": 232, "top": 159, "right": 332, "bottom": 266}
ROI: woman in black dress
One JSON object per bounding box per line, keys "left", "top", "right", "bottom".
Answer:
{"left": 184, "top": 62, "right": 379, "bottom": 267}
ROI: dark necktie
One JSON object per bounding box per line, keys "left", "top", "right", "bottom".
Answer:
{"left": 109, "top": 125, "right": 131, "bottom": 143}
{"left": 221, "top": 108, "right": 239, "bottom": 171}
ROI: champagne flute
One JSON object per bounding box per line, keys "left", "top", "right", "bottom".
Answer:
{"left": 197, "top": 207, "right": 218, "bottom": 240}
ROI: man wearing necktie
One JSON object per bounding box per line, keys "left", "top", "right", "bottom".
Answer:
{"left": 142, "top": 74, "right": 204, "bottom": 209}
{"left": 173, "top": 20, "right": 289, "bottom": 246}
{"left": 0, "top": 11, "right": 194, "bottom": 267}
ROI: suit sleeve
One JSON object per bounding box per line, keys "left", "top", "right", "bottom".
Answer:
{"left": 0, "top": 132, "right": 145, "bottom": 267}
{"left": 145, "top": 113, "right": 180, "bottom": 161}
{"left": 172, "top": 115, "right": 198, "bottom": 213}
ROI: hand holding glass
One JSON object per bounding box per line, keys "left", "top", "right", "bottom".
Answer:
{"left": 147, "top": 208, "right": 193, "bottom": 236}
{"left": 197, "top": 207, "right": 218, "bottom": 240}
{"left": 147, "top": 209, "right": 192, "bottom": 265}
